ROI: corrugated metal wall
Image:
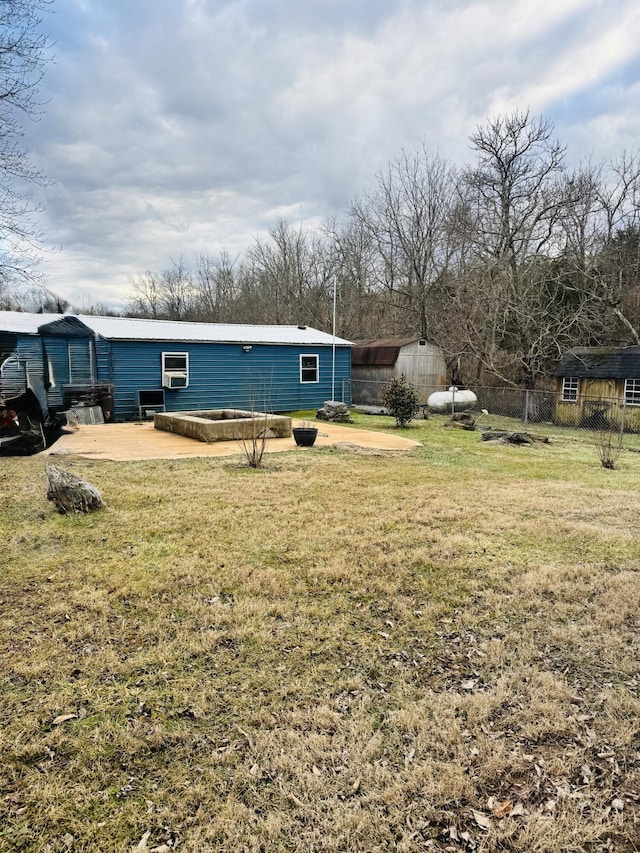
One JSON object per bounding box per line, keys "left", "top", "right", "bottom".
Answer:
{"left": 352, "top": 341, "right": 446, "bottom": 405}
{"left": 1, "top": 333, "right": 112, "bottom": 415}
{"left": 0, "top": 334, "right": 48, "bottom": 412}
{"left": 41, "top": 336, "right": 110, "bottom": 412}
{"left": 95, "top": 338, "right": 112, "bottom": 385}
{"left": 350, "top": 365, "right": 395, "bottom": 405}
{"left": 0, "top": 333, "right": 29, "bottom": 397}
{"left": 40, "top": 336, "right": 70, "bottom": 411}
{"left": 108, "top": 341, "right": 352, "bottom": 420}
{"left": 68, "top": 339, "right": 94, "bottom": 385}
{"left": 395, "top": 342, "right": 447, "bottom": 401}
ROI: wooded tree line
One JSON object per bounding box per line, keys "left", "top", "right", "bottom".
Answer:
{"left": 6, "top": 107, "right": 639, "bottom": 389}
{"left": 122, "top": 112, "right": 640, "bottom": 389}
{"left": 0, "top": 5, "right": 637, "bottom": 389}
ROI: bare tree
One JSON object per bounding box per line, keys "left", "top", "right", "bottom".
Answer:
{"left": 117, "top": 112, "right": 640, "bottom": 388}
{"left": 349, "top": 146, "right": 456, "bottom": 338}
{"left": 127, "top": 270, "right": 164, "bottom": 318}
{"left": 463, "top": 111, "right": 566, "bottom": 265}
{"left": 127, "top": 257, "right": 195, "bottom": 320}
{"left": 454, "top": 111, "right": 573, "bottom": 387}
{"left": 248, "top": 220, "right": 332, "bottom": 327}
{"left": 324, "top": 216, "right": 378, "bottom": 340}
{"left": 0, "top": 0, "right": 52, "bottom": 300}
{"left": 21, "top": 285, "right": 68, "bottom": 313}
{"left": 192, "top": 251, "right": 238, "bottom": 321}
{"left": 553, "top": 154, "right": 640, "bottom": 346}
{"left": 594, "top": 152, "right": 640, "bottom": 343}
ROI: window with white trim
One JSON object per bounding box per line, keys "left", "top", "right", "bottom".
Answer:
{"left": 561, "top": 377, "right": 578, "bottom": 402}
{"left": 624, "top": 378, "right": 640, "bottom": 406}
{"left": 162, "top": 352, "right": 189, "bottom": 389}
{"left": 300, "top": 354, "right": 319, "bottom": 383}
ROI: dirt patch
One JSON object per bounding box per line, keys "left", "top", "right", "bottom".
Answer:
{"left": 42, "top": 419, "right": 421, "bottom": 461}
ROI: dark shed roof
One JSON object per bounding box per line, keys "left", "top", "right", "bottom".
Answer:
{"left": 556, "top": 346, "right": 640, "bottom": 378}
{"left": 37, "top": 316, "right": 94, "bottom": 337}
{"left": 352, "top": 337, "right": 421, "bottom": 367}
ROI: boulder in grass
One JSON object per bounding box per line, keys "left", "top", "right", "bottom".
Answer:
{"left": 46, "top": 465, "right": 105, "bottom": 514}
{"left": 316, "top": 401, "right": 353, "bottom": 423}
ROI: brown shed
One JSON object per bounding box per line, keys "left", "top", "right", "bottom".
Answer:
{"left": 351, "top": 337, "right": 446, "bottom": 405}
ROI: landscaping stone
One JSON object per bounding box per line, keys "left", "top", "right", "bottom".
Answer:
{"left": 316, "top": 400, "right": 353, "bottom": 423}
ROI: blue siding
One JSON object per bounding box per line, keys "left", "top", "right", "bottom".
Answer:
{"left": 2, "top": 324, "right": 353, "bottom": 422}
{"left": 42, "top": 336, "right": 104, "bottom": 411}
{"left": 41, "top": 336, "right": 70, "bottom": 411}
{"left": 68, "top": 339, "right": 94, "bottom": 385}
{"left": 108, "top": 341, "right": 352, "bottom": 421}
{"left": 95, "top": 338, "right": 112, "bottom": 385}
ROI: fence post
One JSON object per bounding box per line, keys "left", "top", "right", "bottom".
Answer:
{"left": 523, "top": 390, "right": 529, "bottom": 430}
{"left": 451, "top": 386, "right": 457, "bottom": 417}
{"left": 620, "top": 400, "right": 626, "bottom": 444}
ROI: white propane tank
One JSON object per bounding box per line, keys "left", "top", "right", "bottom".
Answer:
{"left": 427, "top": 386, "right": 478, "bottom": 414}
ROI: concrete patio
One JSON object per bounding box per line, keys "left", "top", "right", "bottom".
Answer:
{"left": 42, "top": 419, "right": 421, "bottom": 461}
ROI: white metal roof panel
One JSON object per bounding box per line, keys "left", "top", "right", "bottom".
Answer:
{"left": 0, "top": 312, "right": 353, "bottom": 346}
{"left": 83, "top": 315, "right": 352, "bottom": 345}
{"left": 0, "top": 312, "right": 63, "bottom": 334}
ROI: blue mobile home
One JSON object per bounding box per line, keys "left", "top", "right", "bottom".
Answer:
{"left": 0, "top": 312, "right": 353, "bottom": 422}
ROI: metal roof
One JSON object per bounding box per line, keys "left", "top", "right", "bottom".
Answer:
{"left": 38, "top": 316, "right": 95, "bottom": 337}
{"left": 556, "top": 346, "right": 640, "bottom": 378}
{"left": 0, "top": 312, "right": 63, "bottom": 334}
{"left": 0, "top": 311, "right": 353, "bottom": 347}
{"left": 352, "top": 337, "right": 423, "bottom": 366}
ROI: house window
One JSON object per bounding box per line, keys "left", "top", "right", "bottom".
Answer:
{"left": 561, "top": 377, "right": 578, "bottom": 402}
{"left": 162, "top": 352, "right": 189, "bottom": 389}
{"left": 300, "top": 354, "right": 319, "bottom": 383}
{"left": 624, "top": 378, "right": 640, "bottom": 406}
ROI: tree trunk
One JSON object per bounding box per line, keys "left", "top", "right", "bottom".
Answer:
{"left": 46, "top": 466, "right": 105, "bottom": 514}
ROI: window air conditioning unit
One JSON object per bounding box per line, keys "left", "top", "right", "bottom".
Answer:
{"left": 163, "top": 372, "right": 188, "bottom": 389}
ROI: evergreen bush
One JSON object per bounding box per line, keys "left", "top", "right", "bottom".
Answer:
{"left": 381, "top": 374, "right": 419, "bottom": 428}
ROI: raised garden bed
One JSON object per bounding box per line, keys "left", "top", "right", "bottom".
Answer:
{"left": 154, "top": 409, "right": 291, "bottom": 443}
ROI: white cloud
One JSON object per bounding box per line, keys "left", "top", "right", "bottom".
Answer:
{"left": 20, "top": 0, "right": 640, "bottom": 308}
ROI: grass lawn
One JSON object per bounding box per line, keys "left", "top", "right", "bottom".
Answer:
{"left": 2, "top": 412, "right": 640, "bottom": 852}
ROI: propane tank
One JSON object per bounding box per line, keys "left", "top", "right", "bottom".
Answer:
{"left": 427, "top": 386, "right": 478, "bottom": 414}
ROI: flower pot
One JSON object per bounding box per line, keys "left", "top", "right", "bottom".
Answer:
{"left": 293, "top": 427, "right": 318, "bottom": 447}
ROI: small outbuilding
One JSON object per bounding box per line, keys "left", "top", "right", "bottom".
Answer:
{"left": 0, "top": 312, "right": 353, "bottom": 423}
{"left": 555, "top": 345, "right": 640, "bottom": 430}
{"left": 351, "top": 337, "right": 446, "bottom": 406}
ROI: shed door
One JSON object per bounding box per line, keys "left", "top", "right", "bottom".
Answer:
{"left": 584, "top": 379, "right": 615, "bottom": 400}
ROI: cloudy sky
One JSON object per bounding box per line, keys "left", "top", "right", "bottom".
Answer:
{"left": 23, "top": 0, "right": 640, "bottom": 310}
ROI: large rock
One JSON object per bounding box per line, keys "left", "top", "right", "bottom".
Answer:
{"left": 316, "top": 400, "right": 353, "bottom": 423}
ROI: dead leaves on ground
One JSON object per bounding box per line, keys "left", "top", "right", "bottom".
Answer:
{"left": 130, "top": 830, "right": 172, "bottom": 853}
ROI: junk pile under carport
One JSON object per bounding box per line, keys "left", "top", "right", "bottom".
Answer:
{"left": 0, "top": 389, "right": 53, "bottom": 455}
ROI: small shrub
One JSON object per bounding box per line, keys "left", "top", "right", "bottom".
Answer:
{"left": 593, "top": 427, "right": 623, "bottom": 470}
{"left": 381, "top": 374, "right": 420, "bottom": 428}
{"left": 238, "top": 409, "right": 270, "bottom": 468}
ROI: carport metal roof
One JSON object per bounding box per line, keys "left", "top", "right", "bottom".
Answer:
{"left": 0, "top": 311, "right": 353, "bottom": 347}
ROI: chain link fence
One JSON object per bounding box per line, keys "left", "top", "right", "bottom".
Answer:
{"left": 346, "top": 378, "right": 640, "bottom": 441}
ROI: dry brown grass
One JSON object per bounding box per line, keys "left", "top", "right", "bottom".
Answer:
{"left": 2, "top": 417, "right": 640, "bottom": 851}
